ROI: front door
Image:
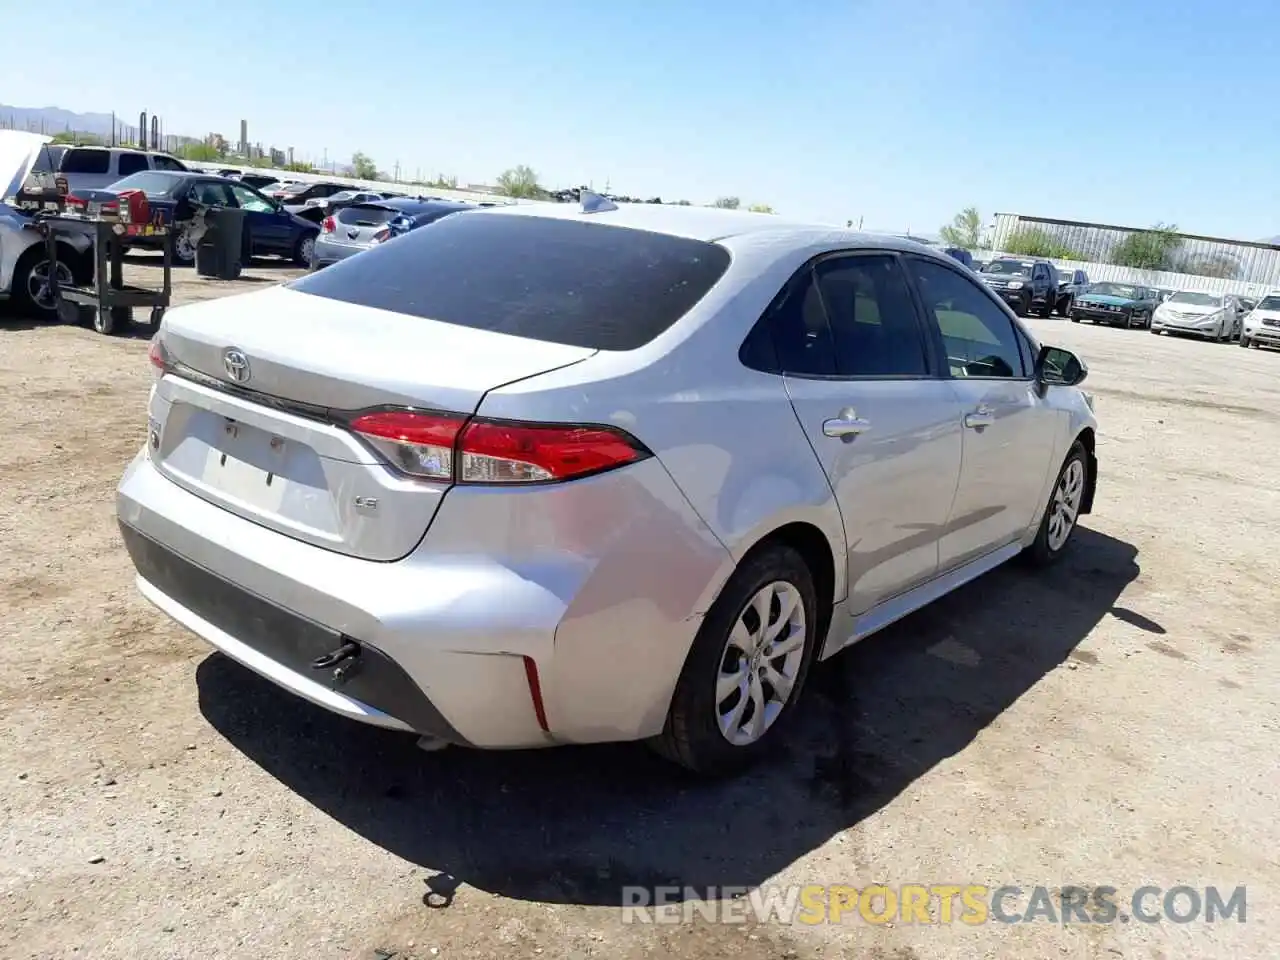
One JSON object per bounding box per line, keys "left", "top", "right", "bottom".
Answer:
{"left": 904, "top": 256, "right": 1059, "bottom": 572}
{"left": 229, "top": 183, "right": 289, "bottom": 256}
{"left": 773, "top": 252, "right": 964, "bottom": 616}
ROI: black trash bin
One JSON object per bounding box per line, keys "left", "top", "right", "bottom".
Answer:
{"left": 195, "top": 207, "right": 246, "bottom": 281}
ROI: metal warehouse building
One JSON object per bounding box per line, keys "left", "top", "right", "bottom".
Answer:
{"left": 990, "top": 213, "right": 1280, "bottom": 287}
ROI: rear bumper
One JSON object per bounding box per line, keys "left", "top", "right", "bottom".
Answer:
{"left": 311, "top": 237, "right": 368, "bottom": 268}
{"left": 116, "top": 449, "right": 731, "bottom": 748}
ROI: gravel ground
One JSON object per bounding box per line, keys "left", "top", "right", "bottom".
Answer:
{"left": 1, "top": 263, "right": 1277, "bottom": 960}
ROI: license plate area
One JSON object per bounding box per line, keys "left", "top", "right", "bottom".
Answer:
{"left": 202, "top": 420, "right": 289, "bottom": 512}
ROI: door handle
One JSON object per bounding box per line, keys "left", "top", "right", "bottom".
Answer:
{"left": 963, "top": 405, "right": 995, "bottom": 429}
{"left": 823, "top": 409, "right": 871, "bottom": 438}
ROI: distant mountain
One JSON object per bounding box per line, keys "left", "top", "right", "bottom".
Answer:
{"left": 0, "top": 104, "right": 120, "bottom": 139}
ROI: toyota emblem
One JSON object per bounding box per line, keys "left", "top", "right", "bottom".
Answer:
{"left": 223, "top": 348, "right": 251, "bottom": 383}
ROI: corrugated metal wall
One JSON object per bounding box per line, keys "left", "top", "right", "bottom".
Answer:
{"left": 989, "top": 214, "right": 1280, "bottom": 287}
{"left": 974, "top": 250, "right": 1273, "bottom": 298}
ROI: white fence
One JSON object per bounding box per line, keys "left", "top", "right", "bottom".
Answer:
{"left": 974, "top": 249, "right": 1276, "bottom": 298}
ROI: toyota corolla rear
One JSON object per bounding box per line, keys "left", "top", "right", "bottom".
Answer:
{"left": 117, "top": 209, "right": 737, "bottom": 749}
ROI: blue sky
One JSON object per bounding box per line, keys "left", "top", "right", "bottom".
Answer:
{"left": 6, "top": 0, "right": 1279, "bottom": 239}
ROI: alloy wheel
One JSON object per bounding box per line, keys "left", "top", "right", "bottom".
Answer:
{"left": 27, "top": 259, "right": 74, "bottom": 310}
{"left": 715, "top": 580, "right": 807, "bottom": 746}
{"left": 1047, "top": 458, "right": 1085, "bottom": 552}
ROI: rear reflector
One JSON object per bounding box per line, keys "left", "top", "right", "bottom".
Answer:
{"left": 348, "top": 409, "right": 648, "bottom": 484}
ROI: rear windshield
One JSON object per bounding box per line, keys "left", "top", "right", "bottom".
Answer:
{"left": 288, "top": 213, "right": 732, "bottom": 350}
{"left": 336, "top": 204, "right": 398, "bottom": 226}
{"left": 106, "top": 171, "right": 185, "bottom": 196}
{"left": 61, "top": 149, "right": 111, "bottom": 174}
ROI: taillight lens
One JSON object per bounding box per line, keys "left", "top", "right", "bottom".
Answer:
{"left": 371, "top": 227, "right": 391, "bottom": 244}
{"left": 458, "top": 420, "right": 644, "bottom": 482}
{"left": 350, "top": 411, "right": 463, "bottom": 481}
{"left": 348, "top": 410, "right": 648, "bottom": 484}
{"left": 321, "top": 216, "right": 336, "bottom": 234}
{"left": 148, "top": 336, "right": 169, "bottom": 381}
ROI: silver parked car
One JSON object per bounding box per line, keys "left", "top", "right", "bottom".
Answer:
{"left": 0, "top": 131, "right": 93, "bottom": 319}
{"left": 117, "top": 201, "right": 1098, "bottom": 774}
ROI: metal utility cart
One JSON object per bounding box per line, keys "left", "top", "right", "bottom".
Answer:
{"left": 36, "top": 206, "right": 173, "bottom": 336}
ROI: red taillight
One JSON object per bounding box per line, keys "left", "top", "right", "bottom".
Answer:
{"left": 458, "top": 420, "right": 644, "bottom": 482}
{"left": 349, "top": 410, "right": 464, "bottom": 482}
{"left": 371, "top": 227, "right": 391, "bottom": 244}
{"left": 322, "top": 216, "right": 336, "bottom": 234}
{"left": 148, "top": 337, "right": 168, "bottom": 382}
{"left": 348, "top": 410, "right": 647, "bottom": 484}
{"left": 64, "top": 194, "right": 87, "bottom": 210}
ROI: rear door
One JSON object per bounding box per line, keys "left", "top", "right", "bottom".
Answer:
{"left": 115, "top": 151, "right": 149, "bottom": 181}
{"left": 903, "top": 255, "right": 1058, "bottom": 572}
{"left": 774, "top": 251, "right": 964, "bottom": 615}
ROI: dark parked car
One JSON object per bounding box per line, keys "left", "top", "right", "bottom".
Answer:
{"left": 69, "top": 171, "right": 319, "bottom": 267}
{"left": 312, "top": 198, "right": 471, "bottom": 269}
{"left": 275, "top": 181, "right": 355, "bottom": 222}
{"left": 1054, "top": 267, "right": 1090, "bottom": 315}
{"left": 979, "top": 258, "right": 1059, "bottom": 316}
{"left": 238, "top": 173, "right": 282, "bottom": 192}
{"left": 1068, "top": 282, "right": 1159, "bottom": 328}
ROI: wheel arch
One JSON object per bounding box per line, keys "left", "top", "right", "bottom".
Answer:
{"left": 733, "top": 520, "right": 838, "bottom": 656}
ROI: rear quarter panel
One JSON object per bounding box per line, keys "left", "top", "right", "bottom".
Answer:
{"left": 476, "top": 233, "right": 849, "bottom": 608}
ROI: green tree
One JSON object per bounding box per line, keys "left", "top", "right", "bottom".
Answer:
{"left": 748, "top": 203, "right": 776, "bottom": 214}
{"left": 939, "top": 206, "right": 982, "bottom": 249}
{"left": 675, "top": 199, "right": 693, "bottom": 206}
{"left": 1179, "top": 252, "right": 1240, "bottom": 279}
{"left": 1003, "top": 227, "right": 1081, "bottom": 260}
{"left": 430, "top": 173, "right": 458, "bottom": 189}
{"left": 282, "top": 161, "right": 315, "bottom": 173}
{"left": 351, "top": 151, "right": 379, "bottom": 180}
{"left": 495, "top": 165, "right": 543, "bottom": 199}
{"left": 711, "top": 196, "right": 740, "bottom": 209}
{"left": 51, "top": 131, "right": 102, "bottom": 145}
{"left": 177, "top": 142, "right": 221, "bottom": 162}
{"left": 1109, "top": 223, "right": 1181, "bottom": 270}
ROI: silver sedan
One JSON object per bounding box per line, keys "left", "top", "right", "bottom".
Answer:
{"left": 118, "top": 199, "right": 1098, "bottom": 775}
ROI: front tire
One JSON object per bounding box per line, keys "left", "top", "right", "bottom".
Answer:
{"left": 651, "top": 543, "right": 819, "bottom": 775}
{"left": 10, "top": 248, "right": 75, "bottom": 321}
{"left": 1240, "top": 335, "right": 1252, "bottom": 348}
{"left": 1023, "top": 442, "right": 1088, "bottom": 568}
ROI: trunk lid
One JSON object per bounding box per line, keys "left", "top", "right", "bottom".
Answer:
{"left": 152, "top": 284, "right": 596, "bottom": 561}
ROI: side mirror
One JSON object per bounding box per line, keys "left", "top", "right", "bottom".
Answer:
{"left": 1036, "top": 345, "right": 1088, "bottom": 387}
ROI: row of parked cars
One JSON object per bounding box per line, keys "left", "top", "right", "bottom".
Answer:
{"left": 970, "top": 255, "right": 1277, "bottom": 348}
{"left": 0, "top": 134, "right": 516, "bottom": 319}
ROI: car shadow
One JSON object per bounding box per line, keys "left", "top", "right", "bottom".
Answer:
{"left": 197, "top": 525, "right": 1143, "bottom": 907}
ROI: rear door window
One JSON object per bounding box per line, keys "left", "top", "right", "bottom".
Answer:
{"left": 116, "top": 152, "right": 149, "bottom": 176}
{"left": 60, "top": 149, "right": 110, "bottom": 174}
{"left": 288, "top": 213, "right": 732, "bottom": 350}
{"left": 814, "top": 255, "right": 929, "bottom": 377}
{"left": 152, "top": 154, "right": 187, "bottom": 171}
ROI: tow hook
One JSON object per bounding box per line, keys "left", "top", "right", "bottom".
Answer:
{"left": 311, "top": 640, "right": 362, "bottom": 685}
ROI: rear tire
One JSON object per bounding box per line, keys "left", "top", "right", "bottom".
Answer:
{"left": 293, "top": 233, "right": 317, "bottom": 267}
{"left": 650, "top": 543, "right": 819, "bottom": 776}
{"left": 1022, "top": 441, "right": 1088, "bottom": 568}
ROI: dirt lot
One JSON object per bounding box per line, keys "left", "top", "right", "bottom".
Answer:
{"left": 2, "top": 260, "right": 1277, "bottom": 960}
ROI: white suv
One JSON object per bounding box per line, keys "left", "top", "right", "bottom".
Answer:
{"left": 34, "top": 145, "right": 189, "bottom": 193}
{"left": 1241, "top": 292, "right": 1280, "bottom": 350}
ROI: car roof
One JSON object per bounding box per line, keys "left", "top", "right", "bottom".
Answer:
{"left": 476, "top": 200, "right": 956, "bottom": 255}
